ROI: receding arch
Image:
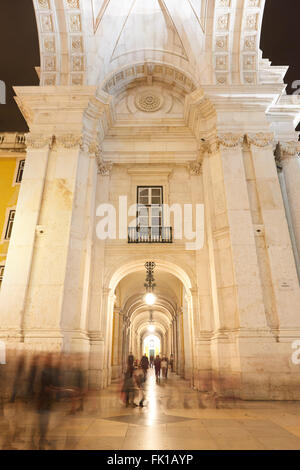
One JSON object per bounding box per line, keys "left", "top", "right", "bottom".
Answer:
{"left": 108, "top": 258, "right": 193, "bottom": 295}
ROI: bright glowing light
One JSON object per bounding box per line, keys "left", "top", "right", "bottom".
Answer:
{"left": 148, "top": 324, "right": 155, "bottom": 333}
{"left": 144, "top": 292, "right": 156, "bottom": 305}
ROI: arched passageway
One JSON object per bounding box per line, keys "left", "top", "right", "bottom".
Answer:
{"left": 104, "top": 260, "right": 195, "bottom": 386}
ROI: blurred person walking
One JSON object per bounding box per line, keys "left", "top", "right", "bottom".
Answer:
{"left": 150, "top": 355, "right": 154, "bottom": 369}
{"left": 135, "top": 369, "right": 147, "bottom": 407}
{"left": 140, "top": 354, "right": 149, "bottom": 378}
{"left": 161, "top": 357, "right": 168, "bottom": 379}
{"left": 122, "top": 370, "right": 137, "bottom": 407}
{"left": 127, "top": 352, "right": 134, "bottom": 377}
{"left": 154, "top": 355, "right": 161, "bottom": 383}
{"left": 35, "top": 353, "right": 56, "bottom": 450}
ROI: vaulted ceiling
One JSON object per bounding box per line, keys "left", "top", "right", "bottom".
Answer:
{"left": 33, "top": 0, "right": 276, "bottom": 89}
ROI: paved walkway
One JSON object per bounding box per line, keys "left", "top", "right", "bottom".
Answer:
{"left": 2, "top": 370, "right": 300, "bottom": 450}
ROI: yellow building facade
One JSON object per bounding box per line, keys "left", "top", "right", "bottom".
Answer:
{"left": 0, "top": 133, "right": 26, "bottom": 287}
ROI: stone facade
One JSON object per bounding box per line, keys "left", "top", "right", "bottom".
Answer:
{"left": 1, "top": 0, "right": 300, "bottom": 399}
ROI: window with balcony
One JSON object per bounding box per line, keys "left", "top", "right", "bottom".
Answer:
{"left": 128, "top": 186, "right": 172, "bottom": 243}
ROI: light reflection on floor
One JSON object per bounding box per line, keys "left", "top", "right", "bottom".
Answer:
{"left": 146, "top": 369, "right": 158, "bottom": 426}
{"left": 2, "top": 369, "right": 300, "bottom": 450}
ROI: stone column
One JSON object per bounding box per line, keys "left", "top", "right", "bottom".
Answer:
{"left": 117, "top": 310, "right": 124, "bottom": 376}
{"left": 111, "top": 307, "right": 121, "bottom": 379}
{"left": 278, "top": 141, "right": 300, "bottom": 281}
{"left": 0, "top": 134, "right": 58, "bottom": 347}
{"left": 176, "top": 309, "right": 185, "bottom": 377}
{"left": 87, "top": 156, "right": 112, "bottom": 386}
{"left": 183, "top": 293, "right": 193, "bottom": 382}
{"left": 244, "top": 133, "right": 300, "bottom": 399}
{"left": 53, "top": 135, "right": 96, "bottom": 354}
{"left": 88, "top": 332, "right": 105, "bottom": 390}
{"left": 248, "top": 134, "right": 300, "bottom": 331}
{"left": 101, "top": 288, "right": 115, "bottom": 387}
{"left": 203, "top": 134, "right": 271, "bottom": 397}
{"left": 173, "top": 317, "right": 179, "bottom": 373}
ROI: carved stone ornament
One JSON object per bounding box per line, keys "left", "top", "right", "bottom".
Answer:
{"left": 246, "top": 133, "right": 274, "bottom": 148}
{"left": 55, "top": 134, "right": 82, "bottom": 149}
{"left": 26, "top": 134, "right": 53, "bottom": 149}
{"left": 88, "top": 141, "right": 113, "bottom": 175}
{"left": 189, "top": 161, "right": 202, "bottom": 175}
{"left": 280, "top": 141, "right": 300, "bottom": 159}
{"left": 217, "top": 133, "right": 244, "bottom": 148}
{"left": 97, "top": 160, "right": 113, "bottom": 176}
{"left": 198, "top": 137, "right": 220, "bottom": 156}
{"left": 135, "top": 92, "right": 162, "bottom": 113}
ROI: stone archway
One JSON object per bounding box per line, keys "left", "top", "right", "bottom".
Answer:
{"left": 95, "top": 259, "right": 196, "bottom": 389}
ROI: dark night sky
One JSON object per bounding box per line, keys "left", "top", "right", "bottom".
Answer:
{"left": 0, "top": 0, "right": 300, "bottom": 132}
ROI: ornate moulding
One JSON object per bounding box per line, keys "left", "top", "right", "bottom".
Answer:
{"left": 88, "top": 141, "right": 113, "bottom": 175}
{"left": 240, "top": 0, "right": 265, "bottom": 85}
{"left": 246, "top": 132, "right": 274, "bottom": 148}
{"left": 213, "top": 0, "right": 266, "bottom": 86}
{"left": 218, "top": 133, "right": 244, "bottom": 148}
{"left": 34, "top": 0, "right": 86, "bottom": 86}
{"left": 25, "top": 133, "right": 54, "bottom": 149}
{"left": 55, "top": 134, "right": 82, "bottom": 148}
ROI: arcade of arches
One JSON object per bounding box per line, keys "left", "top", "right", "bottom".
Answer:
{"left": 1, "top": 0, "right": 300, "bottom": 402}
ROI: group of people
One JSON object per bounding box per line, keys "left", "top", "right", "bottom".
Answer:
{"left": 0, "top": 350, "right": 88, "bottom": 450}
{"left": 124, "top": 352, "right": 174, "bottom": 402}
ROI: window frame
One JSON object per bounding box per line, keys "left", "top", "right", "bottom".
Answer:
{"left": 15, "top": 159, "right": 25, "bottom": 184}
{"left": 136, "top": 186, "right": 164, "bottom": 230}
{"left": 4, "top": 209, "right": 16, "bottom": 240}
{"left": 0, "top": 265, "right": 4, "bottom": 288}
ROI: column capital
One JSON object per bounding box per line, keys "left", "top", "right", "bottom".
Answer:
{"left": 199, "top": 133, "right": 244, "bottom": 157}
{"left": 280, "top": 141, "right": 300, "bottom": 160}
{"left": 189, "top": 161, "right": 202, "bottom": 175}
{"left": 88, "top": 140, "right": 113, "bottom": 175}
{"left": 25, "top": 133, "right": 54, "bottom": 150}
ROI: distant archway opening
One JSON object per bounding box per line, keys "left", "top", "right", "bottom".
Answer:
{"left": 143, "top": 335, "right": 161, "bottom": 358}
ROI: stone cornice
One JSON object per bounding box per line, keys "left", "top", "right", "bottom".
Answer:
{"left": 13, "top": 86, "right": 97, "bottom": 131}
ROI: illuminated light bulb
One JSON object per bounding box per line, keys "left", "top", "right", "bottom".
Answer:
{"left": 148, "top": 325, "right": 155, "bottom": 333}
{"left": 144, "top": 292, "right": 156, "bottom": 306}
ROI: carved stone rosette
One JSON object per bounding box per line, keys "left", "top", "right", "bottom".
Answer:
{"left": 26, "top": 133, "right": 54, "bottom": 150}
{"left": 246, "top": 133, "right": 274, "bottom": 148}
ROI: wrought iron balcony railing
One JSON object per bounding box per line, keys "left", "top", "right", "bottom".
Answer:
{"left": 128, "top": 227, "right": 173, "bottom": 244}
